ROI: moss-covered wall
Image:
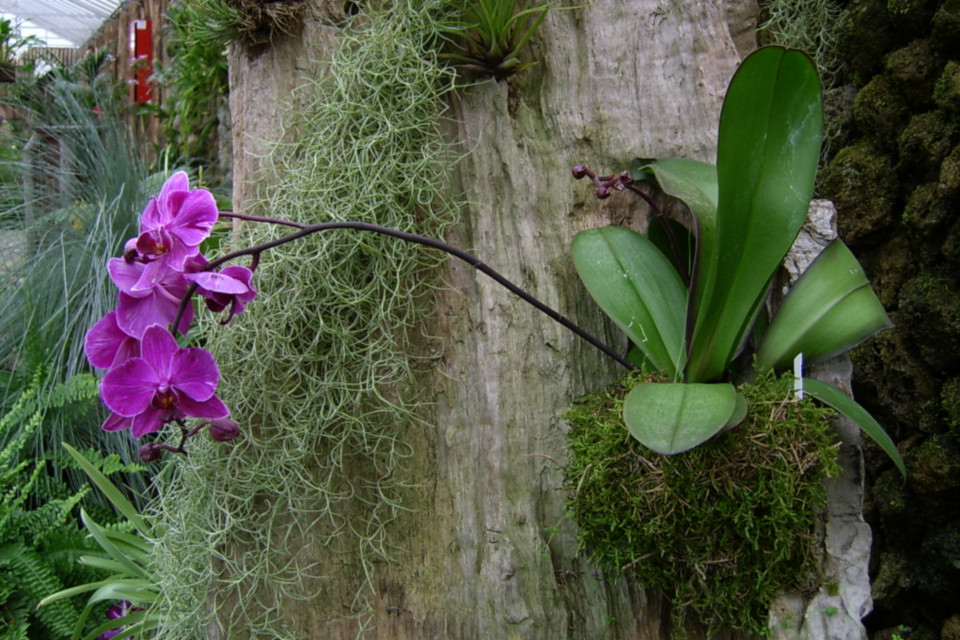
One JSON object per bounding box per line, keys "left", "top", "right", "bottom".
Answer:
{"left": 818, "top": 1, "right": 960, "bottom": 636}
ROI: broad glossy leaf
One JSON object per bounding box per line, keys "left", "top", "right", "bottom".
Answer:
{"left": 633, "top": 157, "right": 718, "bottom": 222}
{"left": 623, "top": 381, "right": 738, "bottom": 454}
{"left": 802, "top": 377, "right": 906, "bottom": 478}
{"left": 725, "top": 390, "right": 748, "bottom": 429}
{"left": 756, "top": 239, "right": 892, "bottom": 371}
{"left": 572, "top": 226, "right": 687, "bottom": 376}
{"left": 647, "top": 217, "right": 696, "bottom": 283}
{"left": 685, "top": 47, "right": 823, "bottom": 382}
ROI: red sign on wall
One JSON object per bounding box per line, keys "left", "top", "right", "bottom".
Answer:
{"left": 131, "top": 19, "right": 153, "bottom": 104}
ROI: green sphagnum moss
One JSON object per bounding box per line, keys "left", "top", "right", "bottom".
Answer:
{"left": 564, "top": 370, "right": 841, "bottom": 637}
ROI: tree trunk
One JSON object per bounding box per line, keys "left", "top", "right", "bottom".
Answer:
{"left": 220, "top": 1, "right": 762, "bottom": 637}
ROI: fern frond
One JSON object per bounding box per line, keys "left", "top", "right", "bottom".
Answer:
{"left": 0, "top": 542, "right": 79, "bottom": 639}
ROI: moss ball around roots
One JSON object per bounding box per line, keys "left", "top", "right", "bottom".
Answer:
{"left": 563, "top": 371, "right": 841, "bottom": 636}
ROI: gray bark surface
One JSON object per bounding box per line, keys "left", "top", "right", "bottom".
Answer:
{"left": 218, "top": 1, "right": 870, "bottom": 638}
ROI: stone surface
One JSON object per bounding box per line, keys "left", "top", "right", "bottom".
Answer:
{"left": 768, "top": 201, "right": 872, "bottom": 640}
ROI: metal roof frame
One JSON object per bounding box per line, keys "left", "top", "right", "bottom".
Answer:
{"left": 0, "top": 0, "right": 125, "bottom": 47}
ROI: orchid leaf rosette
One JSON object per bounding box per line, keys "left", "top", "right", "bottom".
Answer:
{"left": 85, "top": 172, "right": 252, "bottom": 458}
{"left": 571, "top": 47, "right": 904, "bottom": 476}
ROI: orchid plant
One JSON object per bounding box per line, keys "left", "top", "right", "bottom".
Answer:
{"left": 84, "top": 47, "right": 902, "bottom": 479}
{"left": 570, "top": 46, "right": 904, "bottom": 475}
{"left": 85, "top": 172, "right": 637, "bottom": 460}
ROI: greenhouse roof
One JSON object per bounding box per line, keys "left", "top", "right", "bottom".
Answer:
{"left": 0, "top": 0, "right": 124, "bottom": 47}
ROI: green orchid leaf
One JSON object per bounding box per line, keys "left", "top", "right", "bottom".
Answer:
{"left": 572, "top": 226, "right": 687, "bottom": 376}
{"left": 626, "top": 344, "right": 652, "bottom": 370}
{"left": 38, "top": 579, "right": 115, "bottom": 606}
{"left": 623, "top": 381, "right": 738, "bottom": 454}
{"left": 633, "top": 157, "right": 718, "bottom": 223}
{"left": 725, "top": 390, "right": 748, "bottom": 428}
{"left": 647, "top": 216, "right": 696, "bottom": 283}
{"left": 685, "top": 47, "right": 823, "bottom": 382}
{"left": 88, "top": 581, "right": 158, "bottom": 604}
{"left": 801, "top": 377, "right": 906, "bottom": 478}
{"left": 756, "top": 239, "right": 893, "bottom": 371}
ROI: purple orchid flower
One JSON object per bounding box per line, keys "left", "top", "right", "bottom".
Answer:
{"left": 98, "top": 600, "right": 141, "bottom": 640}
{"left": 101, "top": 412, "right": 135, "bottom": 434}
{"left": 109, "top": 258, "right": 195, "bottom": 338}
{"left": 184, "top": 263, "right": 257, "bottom": 320}
{"left": 85, "top": 311, "right": 140, "bottom": 369}
{"left": 100, "top": 326, "right": 228, "bottom": 438}
{"left": 131, "top": 171, "right": 219, "bottom": 292}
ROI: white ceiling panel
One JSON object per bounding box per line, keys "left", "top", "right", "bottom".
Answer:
{"left": 0, "top": 0, "right": 124, "bottom": 47}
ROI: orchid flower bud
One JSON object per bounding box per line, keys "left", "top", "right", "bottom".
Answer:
{"left": 208, "top": 418, "right": 240, "bottom": 442}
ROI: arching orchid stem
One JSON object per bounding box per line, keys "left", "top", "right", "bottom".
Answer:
{"left": 220, "top": 210, "right": 307, "bottom": 229}
{"left": 179, "top": 219, "right": 636, "bottom": 370}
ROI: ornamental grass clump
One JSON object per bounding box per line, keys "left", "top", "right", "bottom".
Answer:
{"left": 564, "top": 370, "right": 841, "bottom": 635}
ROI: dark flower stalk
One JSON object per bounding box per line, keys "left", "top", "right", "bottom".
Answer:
{"left": 89, "top": 172, "right": 638, "bottom": 461}
{"left": 188, "top": 215, "right": 636, "bottom": 371}
{"left": 571, "top": 163, "right": 690, "bottom": 285}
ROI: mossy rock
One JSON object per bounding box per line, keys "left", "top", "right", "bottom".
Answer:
{"left": 897, "top": 273, "right": 960, "bottom": 373}
{"left": 933, "top": 60, "right": 960, "bottom": 115}
{"left": 853, "top": 75, "right": 912, "bottom": 145}
{"left": 898, "top": 110, "right": 958, "bottom": 182}
{"left": 850, "top": 327, "right": 942, "bottom": 436}
{"left": 939, "top": 142, "right": 960, "bottom": 201}
{"left": 885, "top": 0, "right": 939, "bottom": 39}
{"left": 941, "top": 377, "right": 960, "bottom": 428}
{"left": 563, "top": 371, "right": 840, "bottom": 636}
{"left": 820, "top": 140, "right": 899, "bottom": 243}
{"left": 908, "top": 435, "right": 960, "bottom": 509}
{"left": 902, "top": 182, "right": 954, "bottom": 247}
{"left": 885, "top": 39, "right": 943, "bottom": 109}
{"left": 869, "top": 435, "right": 960, "bottom": 625}
{"left": 931, "top": 0, "right": 960, "bottom": 58}
{"left": 836, "top": 0, "right": 899, "bottom": 82}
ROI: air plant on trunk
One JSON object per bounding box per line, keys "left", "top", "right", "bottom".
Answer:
{"left": 439, "top": 0, "right": 550, "bottom": 79}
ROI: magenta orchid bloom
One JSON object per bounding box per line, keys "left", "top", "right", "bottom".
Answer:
{"left": 98, "top": 600, "right": 142, "bottom": 640}
{"left": 85, "top": 311, "right": 140, "bottom": 369}
{"left": 100, "top": 326, "right": 228, "bottom": 439}
{"left": 131, "top": 171, "right": 219, "bottom": 291}
{"left": 185, "top": 264, "right": 257, "bottom": 319}
{"left": 109, "top": 258, "right": 195, "bottom": 338}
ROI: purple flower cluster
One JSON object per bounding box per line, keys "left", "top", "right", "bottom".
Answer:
{"left": 85, "top": 173, "right": 255, "bottom": 452}
{"left": 98, "top": 600, "right": 141, "bottom": 640}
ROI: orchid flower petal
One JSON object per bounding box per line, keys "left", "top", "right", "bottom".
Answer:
{"left": 101, "top": 358, "right": 159, "bottom": 416}
{"left": 131, "top": 406, "right": 171, "bottom": 439}
{"left": 108, "top": 258, "right": 149, "bottom": 297}
{"left": 178, "top": 394, "right": 229, "bottom": 420}
{"left": 101, "top": 412, "right": 134, "bottom": 432}
{"left": 184, "top": 270, "right": 250, "bottom": 294}
{"left": 85, "top": 312, "right": 139, "bottom": 369}
{"left": 170, "top": 347, "right": 220, "bottom": 401}
{"left": 170, "top": 189, "right": 219, "bottom": 247}
{"left": 139, "top": 326, "right": 179, "bottom": 381}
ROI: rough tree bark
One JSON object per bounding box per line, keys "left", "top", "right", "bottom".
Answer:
{"left": 222, "top": 1, "right": 865, "bottom": 638}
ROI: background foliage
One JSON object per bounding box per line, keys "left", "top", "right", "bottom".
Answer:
{"left": 151, "top": 0, "right": 233, "bottom": 184}
{"left": 0, "top": 49, "right": 157, "bottom": 640}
